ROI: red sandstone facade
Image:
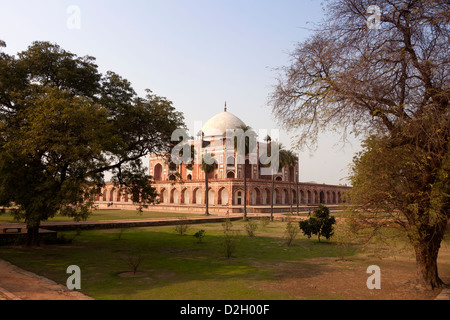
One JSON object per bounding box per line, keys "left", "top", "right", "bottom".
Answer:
{"left": 94, "top": 109, "right": 350, "bottom": 213}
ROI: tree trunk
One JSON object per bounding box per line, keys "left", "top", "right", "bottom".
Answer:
{"left": 26, "top": 224, "right": 40, "bottom": 247}
{"left": 413, "top": 234, "right": 445, "bottom": 289}
{"left": 271, "top": 175, "right": 274, "bottom": 221}
{"left": 243, "top": 161, "right": 247, "bottom": 220}
{"left": 296, "top": 172, "right": 299, "bottom": 215}
{"left": 205, "top": 173, "right": 209, "bottom": 216}
{"left": 289, "top": 169, "right": 293, "bottom": 215}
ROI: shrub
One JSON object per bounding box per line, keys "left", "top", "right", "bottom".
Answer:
{"left": 222, "top": 218, "right": 233, "bottom": 232}
{"left": 245, "top": 220, "right": 258, "bottom": 237}
{"left": 220, "top": 219, "right": 239, "bottom": 258}
{"left": 222, "top": 230, "right": 240, "bottom": 258}
{"left": 284, "top": 221, "right": 299, "bottom": 246}
{"left": 175, "top": 217, "right": 189, "bottom": 235}
{"left": 194, "top": 230, "right": 206, "bottom": 243}
{"left": 299, "top": 204, "right": 336, "bottom": 242}
{"left": 260, "top": 216, "right": 270, "bottom": 228}
{"left": 124, "top": 253, "right": 144, "bottom": 275}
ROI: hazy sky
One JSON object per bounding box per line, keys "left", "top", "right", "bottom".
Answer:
{"left": 0, "top": 0, "right": 361, "bottom": 185}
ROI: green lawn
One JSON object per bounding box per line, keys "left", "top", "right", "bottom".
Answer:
{"left": 2, "top": 212, "right": 448, "bottom": 300}
{"left": 0, "top": 209, "right": 202, "bottom": 223}
{"left": 0, "top": 219, "right": 356, "bottom": 300}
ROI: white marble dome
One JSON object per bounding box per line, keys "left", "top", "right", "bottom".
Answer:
{"left": 201, "top": 110, "right": 246, "bottom": 137}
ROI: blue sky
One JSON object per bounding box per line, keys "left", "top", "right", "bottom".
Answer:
{"left": 0, "top": 0, "right": 360, "bottom": 185}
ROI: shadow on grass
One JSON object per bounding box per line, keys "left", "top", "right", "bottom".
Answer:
{"left": 0, "top": 223, "right": 359, "bottom": 299}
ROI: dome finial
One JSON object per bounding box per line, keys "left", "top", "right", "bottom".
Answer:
{"left": 224, "top": 101, "right": 227, "bottom": 112}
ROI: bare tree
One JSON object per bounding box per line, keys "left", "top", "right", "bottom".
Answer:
{"left": 270, "top": 0, "right": 449, "bottom": 289}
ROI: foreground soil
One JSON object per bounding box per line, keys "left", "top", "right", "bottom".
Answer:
{"left": 0, "top": 259, "right": 93, "bottom": 300}
{"left": 256, "top": 256, "right": 449, "bottom": 300}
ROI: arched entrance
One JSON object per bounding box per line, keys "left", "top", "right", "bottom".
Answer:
{"left": 227, "top": 171, "right": 235, "bottom": 178}
{"left": 262, "top": 188, "right": 269, "bottom": 205}
{"left": 235, "top": 190, "right": 244, "bottom": 205}
{"left": 154, "top": 163, "right": 163, "bottom": 181}
{"left": 160, "top": 188, "right": 168, "bottom": 204}
{"left": 274, "top": 189, "right": 280, "bottom": 204}
{"left": 208, "top": 188, "right": 215, "bottom": 205}
{"left": 181, "top": 188, "right": 189, "bottom": 204}
{"left": 282, "top": 189, "right": 288, "bottom": 204}
{"left": 319, "top": 191, "right": 325, "bottom": 204}
{"left": 170, "top": 189, "right": 179, "bottom": 204}
{"left": 218, "top": 188, "right": 229, "bottom": 205}
{"left": 251, "top": 188, "right": 261, "bottom": 205}
{"left": 192, "top": 188, "right": 201, "bottom": 204}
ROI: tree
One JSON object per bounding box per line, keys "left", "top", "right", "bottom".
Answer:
{"left": 201, "top": 150, "right": 217, "bottom": 216}
{"left": 295, "top": 161, "right": 300, "bottom": 215}
{"left": 299, "top": 204, "right": 336, "bottom": 242}
{"left": 349, "top": 135, "right": 449, "bottom": 286}
{"left": 197, "top": 131, "right": 217, "bottom": 216}
{"left": 234, "top": 125, "right": 256, "bottom": 220}
{"left": 265, "top": 138, "right": 284, "bottom": 221}
{"left": 0, "top": 41, "right": 185, "bottom": 246}
{"left": 270, "top": 0, "right": 449, "bottom": 288}
{"left": 280, "top": 149, "right": 298, "bottom": 215}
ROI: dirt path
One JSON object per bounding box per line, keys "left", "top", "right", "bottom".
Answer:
{"left": 0, "top": 259, "right": 93, "bottom": 300}
{"left": 256, "top": 256, "right": 450, "bottom": 300}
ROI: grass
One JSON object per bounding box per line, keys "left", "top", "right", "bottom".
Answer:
{"left": 0, "top": 219, "right": 356, "bottom": 300}
{"left": 0, "top": 209, "right": 201, "bottom": 223}
{"left": 0, "top": 213, "right": 448, "bottom": 300}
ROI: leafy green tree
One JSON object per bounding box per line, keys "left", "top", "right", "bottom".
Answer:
{"left": 299, "top": 204, "right": 336, "bottom": 242}
{"left": 270, "top": 0, "right": 449, "bottom": 288}
{"left": 348, "top": 134, "right": 450, "bottom": 286}
{"left": 0, "top": 41, "right": 185, "bottom": 246}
